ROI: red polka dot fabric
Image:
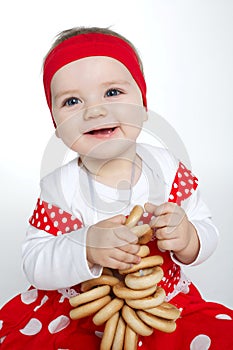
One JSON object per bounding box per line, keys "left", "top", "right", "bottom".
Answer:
{"left": 168, "top": 161, "right": 198, "bottom": 206}
{"left": 29, "top": 199, "right": 83, "bottom": 236}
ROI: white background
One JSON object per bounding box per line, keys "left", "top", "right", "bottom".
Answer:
{"left": 0, "top": 0, "right": 232, "bottom": 308}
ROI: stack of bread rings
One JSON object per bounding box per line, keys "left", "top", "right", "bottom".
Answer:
{"left": 69, "top": 205, "right": 181, "bottom": 350}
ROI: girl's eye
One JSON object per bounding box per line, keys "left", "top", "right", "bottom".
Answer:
{"left": 105, "top": 89, "right": 122, "bottom": 97}
{"left": 64, "top": 97, "right": 81, "bottom": 107}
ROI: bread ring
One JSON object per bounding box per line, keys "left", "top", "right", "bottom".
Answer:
{"left": 145, "top": 302, "right": 181, "bottom": 320}
{"left": 69, "top": 285, "right": 111, "bottom": 307}
{"left": 81, "top": 275, "right": 119, "bottom": 292}
{"left": 130, "top": 224, "right": 151, "bottom": 237}
{"left": 131, "top": 225, "right": 153, "bottom": 245}
{"left": 137, "top": 310, "right": 177, "bottom": 333}
{"left": 100, "top": 312, "right": 119, "bottom": 350}
{"left": 93, "top": 298, "right": 124, "bottom": 326}
{"left": 113, "top": 281, "right": 157, "bottom": 300}
{"left": 69, "top": 295, "right": 111, "bottom": 320}
{"left": 119, "top": 255, "right": 164, "bottom": 275}
{"left": 126, "top": 286, "right": 166, "bottom": 309}
{"left": 125, "top": 266, "right": 164, "bottom": 290}
{"left": 124, "top": 325, "right": 138, "bottom": 350}
{"left": 102, "top": 267, "right": 114, "bottom": 276}
{"left": 122, "top": 305, "right": 153, "bottom": 337}
{"left": 137, "top": 245, "right": 150, "bottom": 257}
{"left": 112, "top": 316, "right": 126, "bottom": 350}
{"left": 138, "top": 228, "right": 153, "bottom": 244}
{"left": 125, "top": 205, "right": 144, "bottom": 228}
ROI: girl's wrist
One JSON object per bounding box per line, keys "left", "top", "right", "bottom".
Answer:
{"left": 174, "top": 222, "right": 200, "bottom": 265}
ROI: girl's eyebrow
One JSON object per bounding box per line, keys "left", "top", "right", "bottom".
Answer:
{"left": 101, "top": 80, "right": 131, "bottom": 87}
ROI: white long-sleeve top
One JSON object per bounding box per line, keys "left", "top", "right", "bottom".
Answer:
{"left": 22, "top": 144, "right": 219, "bottom": 290}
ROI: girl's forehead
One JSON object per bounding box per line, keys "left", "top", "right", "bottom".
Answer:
{"left": 51, "top": 56, "right": 135, "bottom": 88}
{"left": 55, "top": 56, "right": 133, "bottom": 75}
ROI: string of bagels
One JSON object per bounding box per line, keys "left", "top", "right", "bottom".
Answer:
{"left": 69, "top": 205, "right": 181, "bottom": 350}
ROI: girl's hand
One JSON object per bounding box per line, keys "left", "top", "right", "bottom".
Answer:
{"left": 144, "top": 202, "right": 200, "bottom": 264}
{"left": 86, "top": 215, "right": 141, "bottom": 270}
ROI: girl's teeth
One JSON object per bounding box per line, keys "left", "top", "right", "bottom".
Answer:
{"left": 90, "top": 128, "right": 115, "bottom": 135}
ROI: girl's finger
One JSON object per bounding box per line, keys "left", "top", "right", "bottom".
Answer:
{"left": 157, "top": 238, "right": 177, "bottom": 252}
{"left": 104, "top": 257, "right": 133, "bottom": 271}
{"left": 118, "top": 243, "right": 140, "bottom": 255}
{"left": 114, "top": 226, "right": 138, "bottom": 245}
{"left": 150, "top": 213, "right": 182, "bottom": 229}
{"left": 144, "top": 202, "right": 157, "bottom": 213}
{"left": 145, "top": 202, "right": 180, "bottom": 217}
{"left": 108, "top": 250, "right": 141, "bottom": 267}
{"left": 106, "top": 214, "right": 126, "bottom": 225}
{"left": 155, "top": 227, "right": 178, "bottom": 240}
{"left": 153, "top": 202, "right": 179, "bottom": 216}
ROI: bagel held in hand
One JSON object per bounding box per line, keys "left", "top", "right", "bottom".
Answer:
{"left": 126, "top": 205, "right": 153, "bottom": 244}
{"left": 86, "top": 215, "right": 141, "bottom": 271}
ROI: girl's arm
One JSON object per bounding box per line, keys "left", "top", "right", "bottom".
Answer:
{"left": 22, "top": 225, "right": 102, "bottom": 290}
{"left": 177, "top": 188, "right": 219, "bottom": 266}
{"left": 22, "top": 215, "right": 140, "bottom": 290}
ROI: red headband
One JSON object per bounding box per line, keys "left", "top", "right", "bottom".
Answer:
{"left": 43, "top": 33, "right": 147, "bottom": 127}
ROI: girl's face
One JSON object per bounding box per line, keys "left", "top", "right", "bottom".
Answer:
{"left": 51, "top": 56, "right": 147, "bottom": 160}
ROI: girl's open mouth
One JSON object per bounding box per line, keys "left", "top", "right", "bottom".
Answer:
{"left": 84, "top": 127, "right": 118, "bottom": 138}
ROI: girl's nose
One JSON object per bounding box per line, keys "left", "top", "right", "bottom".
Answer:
{"left": 83, "top": 103, "right": 107, "bottom": 120}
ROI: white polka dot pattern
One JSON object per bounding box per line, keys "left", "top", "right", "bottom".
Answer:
{"left": 0, "top": 336, "right": 6, "bottom": 344}
{"left": 190, "top": 334, "right": 211, "bottom": 350}
{"left": 48, "top": 315, "right": 70, "bottom": 334}
{"left": 29, "top": 199, "right": 83, "bottom": 236}
{"left": 94, "top": 331, "right": 104, "bottom": 339}
{"left": 215, "top": 314, "right": 232, "bottom": 320}
{"left": 19, "top": 318, "right": 42, "bottom": 336}
{"left": 21, "top": 289, "right": 38, "bottom": 305}
{"left": 169, "top": 162, "right": 198, "bottom": 205}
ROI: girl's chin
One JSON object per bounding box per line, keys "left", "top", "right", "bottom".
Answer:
{"left": 77, "top": 141, "right": 136, "bottom": 161}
